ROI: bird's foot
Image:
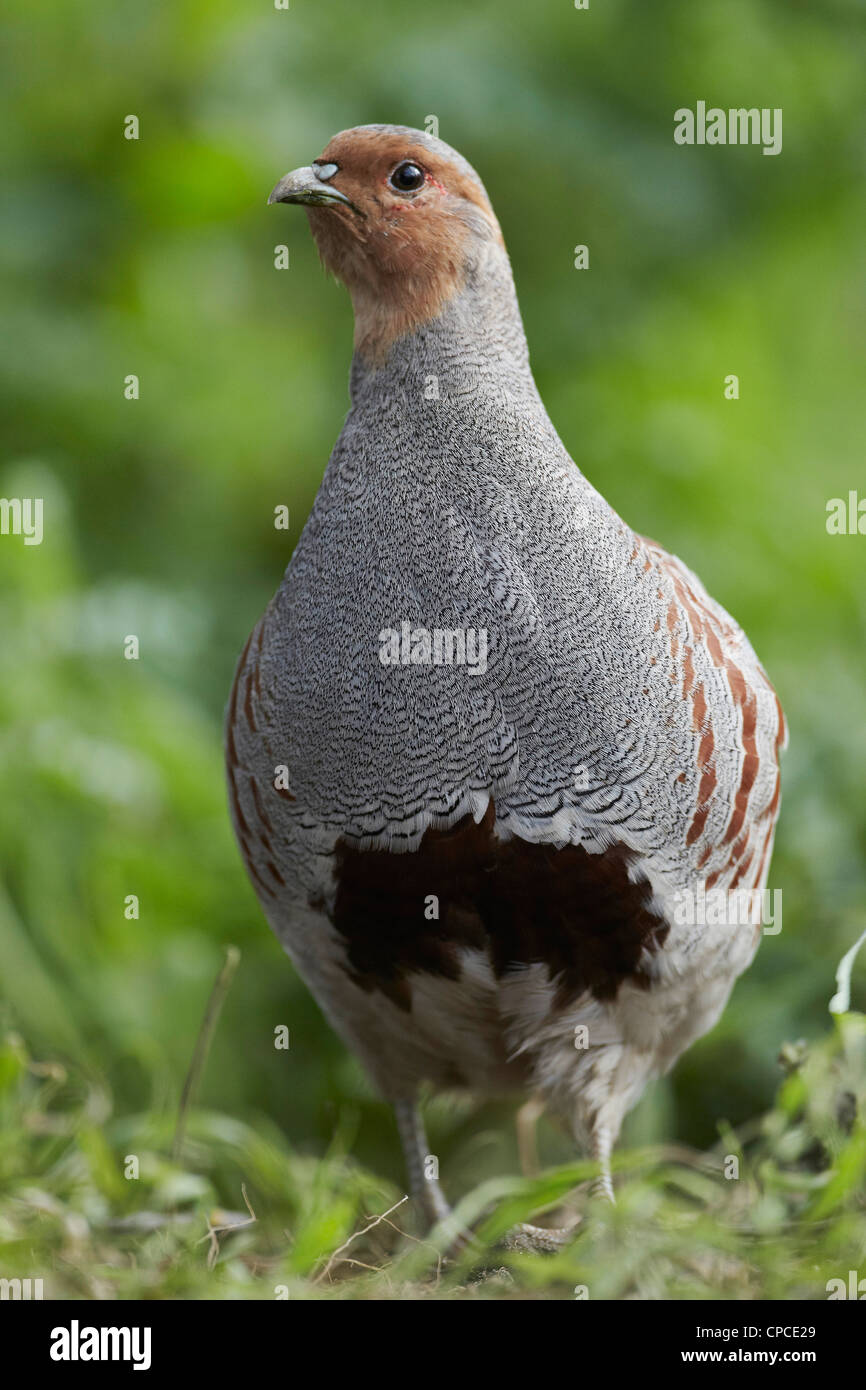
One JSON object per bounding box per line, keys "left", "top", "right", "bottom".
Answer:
{"left": 500, "top": 1217, "right": 580, "bottom": 1254}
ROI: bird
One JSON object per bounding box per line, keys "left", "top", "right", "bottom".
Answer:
{"left": 226, "top": 124, "right": 786, "bottom": 1237}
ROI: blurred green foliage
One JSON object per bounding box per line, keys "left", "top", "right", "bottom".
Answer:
{"left": 2, "top": 1018, "right": 865, "bottom": 1298}
{"left": 1, "top": 0, "right": 864, "bottom": 1297}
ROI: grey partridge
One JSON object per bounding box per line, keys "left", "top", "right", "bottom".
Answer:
{"left": 226, "top": 125, "right": 786, "bottom": 1227}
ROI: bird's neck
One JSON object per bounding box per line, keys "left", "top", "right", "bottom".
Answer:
{"left": 348, "top": 247, "right": 537, "bottom": 408}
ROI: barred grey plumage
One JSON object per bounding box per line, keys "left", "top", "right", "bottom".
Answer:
{"left": 226, "top": 126, "right": 786, "bottom": 1227}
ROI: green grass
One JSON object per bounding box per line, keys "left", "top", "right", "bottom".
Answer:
{"left": 2, "top": 1007, "right": 863, "bottom": 1300}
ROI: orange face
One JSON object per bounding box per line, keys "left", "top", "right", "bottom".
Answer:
{"left": 269, "top": 126, "right": 504, "bottom": 364}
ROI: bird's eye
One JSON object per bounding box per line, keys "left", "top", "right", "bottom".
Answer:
{"left": 389, "top": 162, "right": 425, "bottom": 193}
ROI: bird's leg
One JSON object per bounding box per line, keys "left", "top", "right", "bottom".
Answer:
{"left": 590, "top": 1122, "right": 616, "bottom": 1203}
{"left": 500, "top": 1098, "right": 583, "bottom": 1254}
{"left": 515, "top": 1094, "right": 545, "bottom": 1178}
{"left": 502, "top": 1110, "right": 617, "bottom": 1252}
{"left": 393, "top": 1097, "right": 452, "bottom": 1229}
{"left": 393, "top": 1096, "right": 584, "bottom": 1256}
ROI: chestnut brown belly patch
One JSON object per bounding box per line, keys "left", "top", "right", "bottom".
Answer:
{"left": 327, "top": 802, "right": 669, "bottom": 1013}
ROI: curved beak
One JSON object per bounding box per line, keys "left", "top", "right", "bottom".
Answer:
{"left": 267, "top": 166, "right": 364, "bottom": 216}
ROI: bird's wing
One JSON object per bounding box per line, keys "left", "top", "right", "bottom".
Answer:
{"left": 634, "top": 531, "right": 786, "bottom": 894}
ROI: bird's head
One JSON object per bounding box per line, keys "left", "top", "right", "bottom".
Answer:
{"left": 268, "top": 125, "right": 507, "bottom": 365}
